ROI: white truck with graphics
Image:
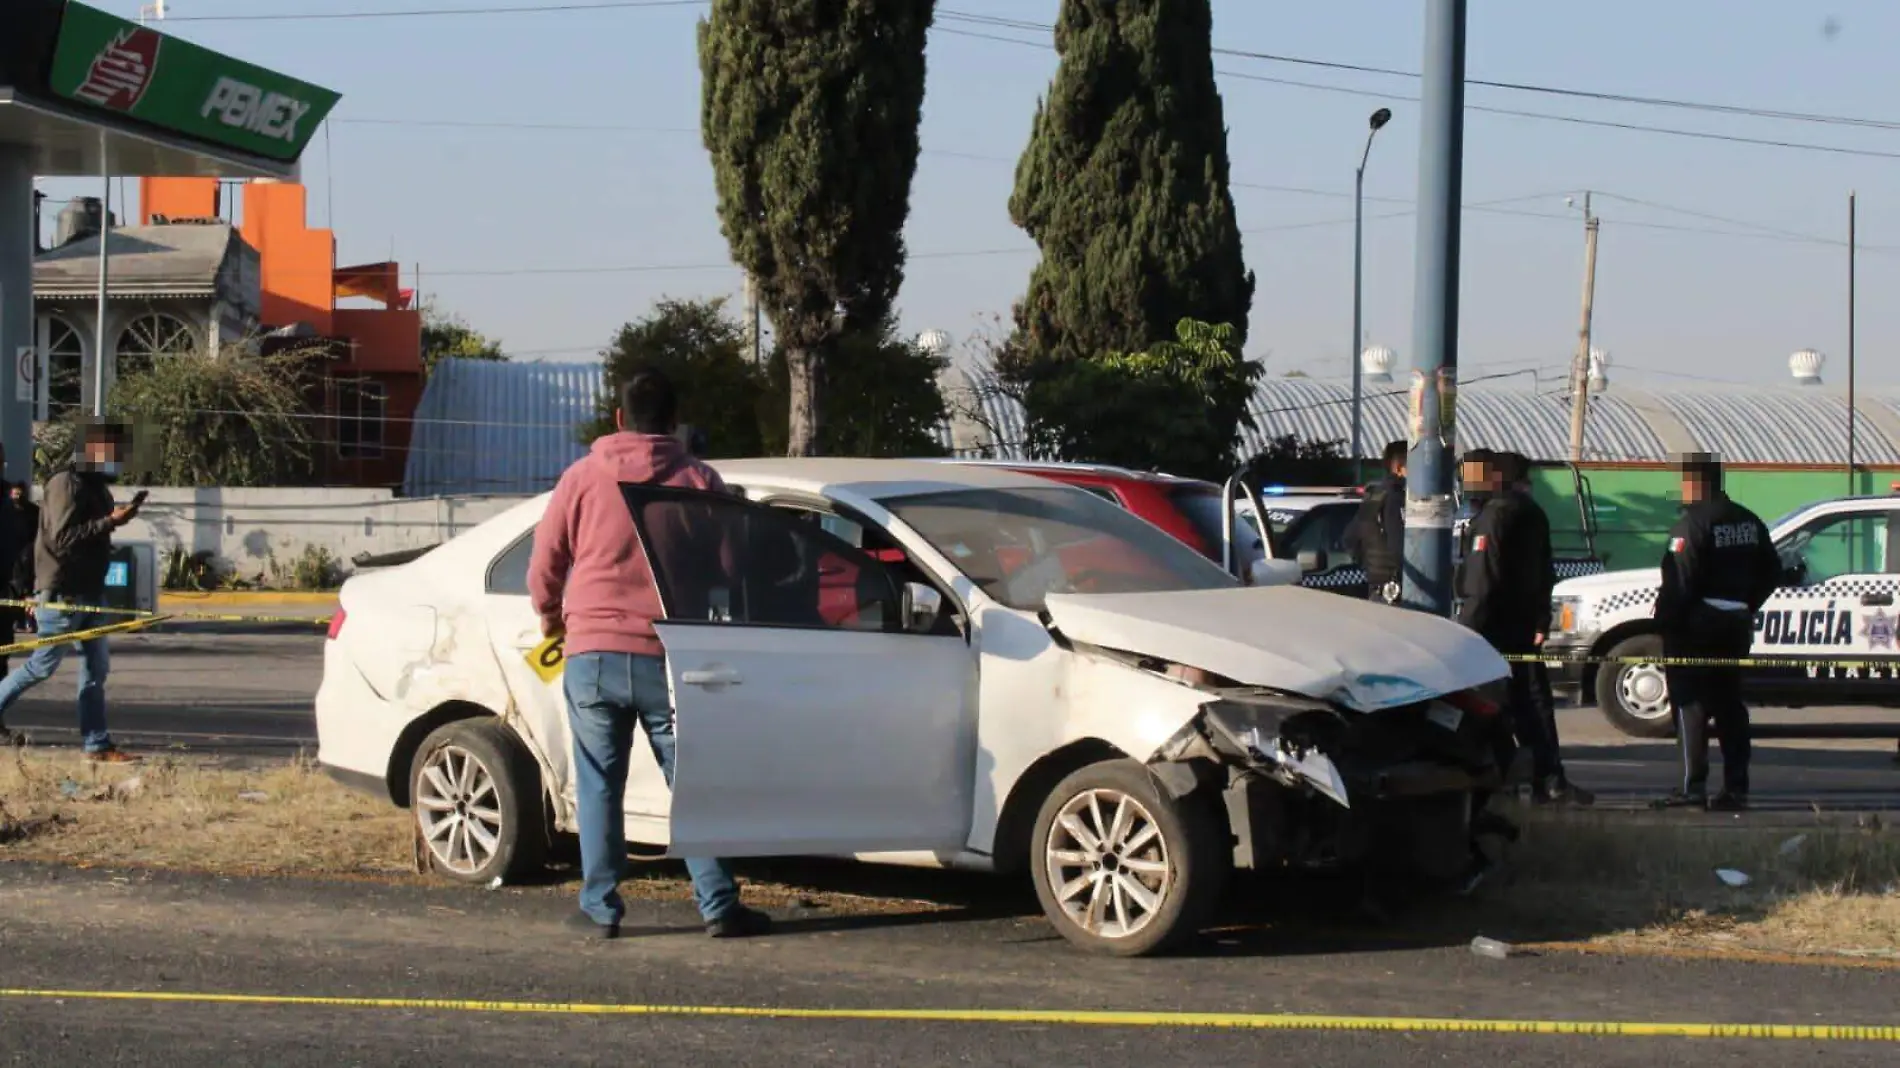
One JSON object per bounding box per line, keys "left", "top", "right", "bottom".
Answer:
{"left": 1545, "top": 494, "right": 1900, "bottom": 737}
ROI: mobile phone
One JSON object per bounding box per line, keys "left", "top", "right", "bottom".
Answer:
{"left": 130, "top": 490, "right": 149, "bottom": 507}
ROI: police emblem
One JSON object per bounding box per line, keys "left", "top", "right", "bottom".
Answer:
{"left": 1863, "top": 609, "right": 1896, "bottom": 651}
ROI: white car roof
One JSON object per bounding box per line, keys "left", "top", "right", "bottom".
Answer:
{"left": 710, "top": 457, "right": 1059, "bottom": 501}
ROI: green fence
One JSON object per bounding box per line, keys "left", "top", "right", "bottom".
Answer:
{"left": 1527, "top": 465, "right": 1893, "bottom": 570}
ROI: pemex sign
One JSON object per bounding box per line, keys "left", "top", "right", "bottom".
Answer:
{"left": 46, "top": 2, "right": 340, "bottom": 163}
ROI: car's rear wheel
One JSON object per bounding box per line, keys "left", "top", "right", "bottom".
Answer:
{"left": 410, "top": 719, "right": 546, "bottom": 885}
{"left": 1028, "top": 759, "right": 1229, "bottom": 957}
{"left": 1597, "top": 633, "right": 1676, "bottom": 739}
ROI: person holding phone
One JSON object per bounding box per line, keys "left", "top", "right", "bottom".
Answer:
{"left": 0, "top": 422, "right": 142, "bottom": 760}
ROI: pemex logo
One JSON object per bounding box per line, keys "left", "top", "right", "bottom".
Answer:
{"left": 72, "top": 26, "right": 163, "bottom": 111}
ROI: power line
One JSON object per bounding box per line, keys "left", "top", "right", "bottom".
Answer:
{"left": 932, "top": 23, "right": 1900, "bottom": 163}
{"left": 937, "top": 10, "right": 1900, "bottom": 133}
{"left": 168, "top": 0, "right": 704, "bottom": 22}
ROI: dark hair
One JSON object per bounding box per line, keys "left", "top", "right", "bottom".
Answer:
{"left": 1674, "top": 451, "right": 1722, "bottom": 490}
{"left": 1461, "top": 447, "right": 1495, "bottom": 468}
{"left": 618, "top": 367, "right": 678, "bottom": 435}
{"left": 1497, "top": 452, "right": 1531, "bottom": 483}
{"left": 1382, "top": 440, "right": 1407, "bottom": 468}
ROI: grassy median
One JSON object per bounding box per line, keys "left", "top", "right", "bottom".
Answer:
{"left": 3, "top": 748, "right": 1897, "bottom": 959}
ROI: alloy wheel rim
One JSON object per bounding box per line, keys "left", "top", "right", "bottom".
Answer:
{"left": 415, "top": 744, "right": 504, "bottom": 875}
{"left": 1043, "top": 788, "right": 1173, "bottom": 939}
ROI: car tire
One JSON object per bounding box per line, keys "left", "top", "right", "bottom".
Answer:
{"left": 1028, "top": 758, "right": 1229, "bottom": 957}
{"left": 1597, "top": 633, "right": 1677, "bottom": 739}
{"left": 409, "top": 718, "right": 547, "bottom": 885}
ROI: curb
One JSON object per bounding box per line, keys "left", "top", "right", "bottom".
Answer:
{"left": 159, "top": 592, "right": 339, "bottom": 608}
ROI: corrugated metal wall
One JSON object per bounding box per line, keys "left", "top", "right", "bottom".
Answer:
{"left": 401, "top": 358, "right": 606, "bottom": 497}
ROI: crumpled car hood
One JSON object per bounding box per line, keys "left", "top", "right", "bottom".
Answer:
{"left": 1043, "top": 585, "right": 1509, "bottom": 712}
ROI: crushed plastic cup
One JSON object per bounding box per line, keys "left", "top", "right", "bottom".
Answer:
{"left": 1469, "top": 936, "right": 1512, "bottom": 960}
{"left": 1716, "top": 868, "right": 1752, "bottom": 888}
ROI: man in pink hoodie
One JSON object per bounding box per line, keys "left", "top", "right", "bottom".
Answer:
{"left": 529, "top": 368, "right": 772, "bottom": 941}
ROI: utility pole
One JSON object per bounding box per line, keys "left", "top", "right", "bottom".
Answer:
{"left": 92, "top": 136, "right": 110, "bottom": 418}
{"left": 1565, "top": 192, "right": 1599, "bottom": 463}
{"left": 1848, "top": 190, "right": 1857, "bottom": 494}
{"left": 1399, "top": 0, "right": 1466, "bottom": 616}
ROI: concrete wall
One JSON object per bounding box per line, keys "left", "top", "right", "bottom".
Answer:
{"left": 106, "top": 487, "right": 532, "bottom": 580}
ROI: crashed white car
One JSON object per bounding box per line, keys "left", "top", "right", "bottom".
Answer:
{"left": 317, "top": 459, "right": 1508, "bottom": 955}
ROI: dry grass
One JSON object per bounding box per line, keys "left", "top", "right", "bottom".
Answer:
{"left": 5, "top": 749, "right": 1900, "bottom": 960}
{"left": 0, "top": 748, "right": 411, "bottom": 876}
{"left": 1479, "top": 804, "right": 1900, "bottom": 960}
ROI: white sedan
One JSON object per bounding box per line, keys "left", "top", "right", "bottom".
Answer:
{"left": 317, "top": 459, "right": 1508, "bottom": 956}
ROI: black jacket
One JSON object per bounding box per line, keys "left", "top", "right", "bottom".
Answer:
{"left": 1653, "top": 494, "right": 1781, "bottom": 631}
{"left": 1344, "top": 474, "right": 1404, "bottom": 589}
{"left": 6, "top": 499, "right": 32, "bottom": 596}
{"left": 1454, "top": 491, "right": 1553, "bottom": 651}
{"left": 37, "top": 468, "right": 118, "bottom": 597}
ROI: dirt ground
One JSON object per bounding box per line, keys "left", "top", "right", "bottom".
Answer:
{"left": 3, "top": 749, "right": 1896, "bottom": 960}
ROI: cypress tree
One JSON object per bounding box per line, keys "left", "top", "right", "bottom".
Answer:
{"left": 1002, "top": 0, "right": 1256, "bottom": 472}
{"left": 699, "top": 1, "right": 936, "bottom": 455}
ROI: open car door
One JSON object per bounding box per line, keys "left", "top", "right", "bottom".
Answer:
{"left": 627, "top": 485, "right": 977, "bottom": 859}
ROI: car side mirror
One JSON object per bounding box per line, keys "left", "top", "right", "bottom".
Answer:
{"left": 903, "top": 582, "right": 943, "bottom": 632}
{"left": 1781, "top": 563, "right": 1806, "bottom": 588}
{"left": 1297, "top": 548, "right": 1327, "bottom": 574}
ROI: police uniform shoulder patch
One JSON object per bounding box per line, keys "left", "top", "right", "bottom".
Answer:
{"left": 1669, "top": 537, "right": 1686, "bottom": 553}
{"left": 1472, "top": 535, "right": 1488, "bottom": 552}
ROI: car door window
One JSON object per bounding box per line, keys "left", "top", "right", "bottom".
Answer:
{"left": 624, "top": 486, "right": 901, "bottom": 632}
{"left": 486, "top": 531, "right": 534, "bottom": 595}
{"left": 1781, "top": 513, "right": 1892, "bottom": 586}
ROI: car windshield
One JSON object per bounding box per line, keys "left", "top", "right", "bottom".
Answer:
{"left": 886, "top": 487, "right": 1239, "bottom": 611}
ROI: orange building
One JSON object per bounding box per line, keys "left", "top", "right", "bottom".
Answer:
{"left": 139, "top": 176, "right": 424, "bottom": 488}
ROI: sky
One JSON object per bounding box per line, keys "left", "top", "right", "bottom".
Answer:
{"left": 36, "top": 1, "right": 1900, "bottom": 391}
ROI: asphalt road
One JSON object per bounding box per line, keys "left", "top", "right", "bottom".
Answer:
{"left": 4, "top": 629, "right": 1897, "bottom": 811}
{"left": 1, "top": 862, "right": 1897, "bottom": 1066}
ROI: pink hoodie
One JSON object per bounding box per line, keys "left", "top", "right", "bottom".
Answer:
{"left": 527, "top": 433, "right": 725, "bottom": 657}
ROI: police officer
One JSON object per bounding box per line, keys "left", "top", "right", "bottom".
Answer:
{"left": 1455, "top": 453, "right": 1580, "bottom": 804}
{"left": 1496, "top": 452, "right": 1592, "bottom": 804}
{"left": 1651, "top": 453, "right": 1782, "bottom": 812}
{"left": 1344, "top": 440, "right": 1406, "bottom": 604}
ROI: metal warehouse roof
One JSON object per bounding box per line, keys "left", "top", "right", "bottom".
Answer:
{"left": 402, "top": 358, "right": 606, "bottom": 498}
{"left": 939, "top": 365, "right": 1900, "bottom": 466}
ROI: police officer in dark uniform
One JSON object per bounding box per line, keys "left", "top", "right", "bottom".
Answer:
{"left": 1344, "top": 440, "right": 1406, "bottom": 604}
{"left": 1652, "top": 453, "right": 1782, "bottom": 812}
{"left": 1455, "top": 452, "right": 1584, "bottom": 804}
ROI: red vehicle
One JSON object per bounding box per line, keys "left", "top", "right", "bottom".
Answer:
{"left": 950, "top": 461, "right": 1238, "bottom": 559}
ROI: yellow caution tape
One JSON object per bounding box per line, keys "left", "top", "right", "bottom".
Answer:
{"left": 0, "top": 987, "right": 1895, "bottom": 1039}
{"left": 0, "top": 615, "right": 170, "bottom": 657}
{"left": 1505, "top": 651, "right": 1900, "bottom": 670}
{"left": 527, "top": 633, "right": 565, "bottom": 682}
{"left": 0, "top": 597, "right": 328, "bottom": 628}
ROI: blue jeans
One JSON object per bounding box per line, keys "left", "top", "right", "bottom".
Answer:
{"left": 562, "top": 651, "right": 740, "bottom": 926}
{"left": 0, "top": 593, "right": 112, "bottom": 752}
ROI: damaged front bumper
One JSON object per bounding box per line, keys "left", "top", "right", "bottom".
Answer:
{"left": 1148, "top": 688, "right": 1501, "bottom": 880}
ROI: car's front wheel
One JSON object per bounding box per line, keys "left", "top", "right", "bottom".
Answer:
{"left": 1028, "top": 759, "right": 1229, "bottom": 957}
{"left": 410, "top": 718, "right": 547, "bottom": 885}
{"left": 1597, "top": 633, "right": 1676, "bottom": 739}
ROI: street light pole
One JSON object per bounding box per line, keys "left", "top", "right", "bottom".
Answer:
{"left": 1351, "top": 107, "right": 1392, "bottom": 485}
{"left": 1400, "top": 0, "right": 1466, "bottom": 616}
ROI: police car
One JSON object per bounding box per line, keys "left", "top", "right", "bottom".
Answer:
{"left": 1546, "top": 494, "right": 1900, "bottom": 737}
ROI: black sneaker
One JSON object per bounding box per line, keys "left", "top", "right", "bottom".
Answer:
{"left": 1707, "top": 793, "right": 1749, "bottom": 813}
{"left": 706, "top": 905, "right": 772, "bottom": 939}
{"left": 564, "top": 911, "right": 620, "bottom": 941}
{"left": 1650, "top": 790, "right": 1708, "bottom": 811}
{"left": 1534, "top": 776, "right": 1596, "bottom": 807}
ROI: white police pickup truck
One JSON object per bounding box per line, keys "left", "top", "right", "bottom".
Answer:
{"left": 1546, "top": 494, "right": 1900, "bottom": 737}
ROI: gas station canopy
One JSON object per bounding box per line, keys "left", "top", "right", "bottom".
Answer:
{"left": 0, "top": 0, "right": 340, "bottom": 179}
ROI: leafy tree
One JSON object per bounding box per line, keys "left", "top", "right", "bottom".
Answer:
{"left": 420, "top": 299, "right": 505, "bottom": 373}
{"left": 584, "top": 297, "right": 769, "bottom": 457}
{"left": 762, "top": 316, "right": 949, "bottom": 457}
{"left": 1243, "top": 434, "right": 1352, "bottom": 488}
{"left": 699, "top": 0, "right": 935, "bottom": 454}
{"left": 1018, "top": 319, "right": 1262, "bottom": 479}
{"left": 105, "top": 345, "right": 326, "bottom": 487}
{"left": 1001, "top": 0, "right": 1255, "bottom": 466}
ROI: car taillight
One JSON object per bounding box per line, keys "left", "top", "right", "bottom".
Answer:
{"left": 326, "top": 608, "right": 347, "bottom": 640}
{"left": 1446, "top": 688, "right": 1500, "bottom": 718}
